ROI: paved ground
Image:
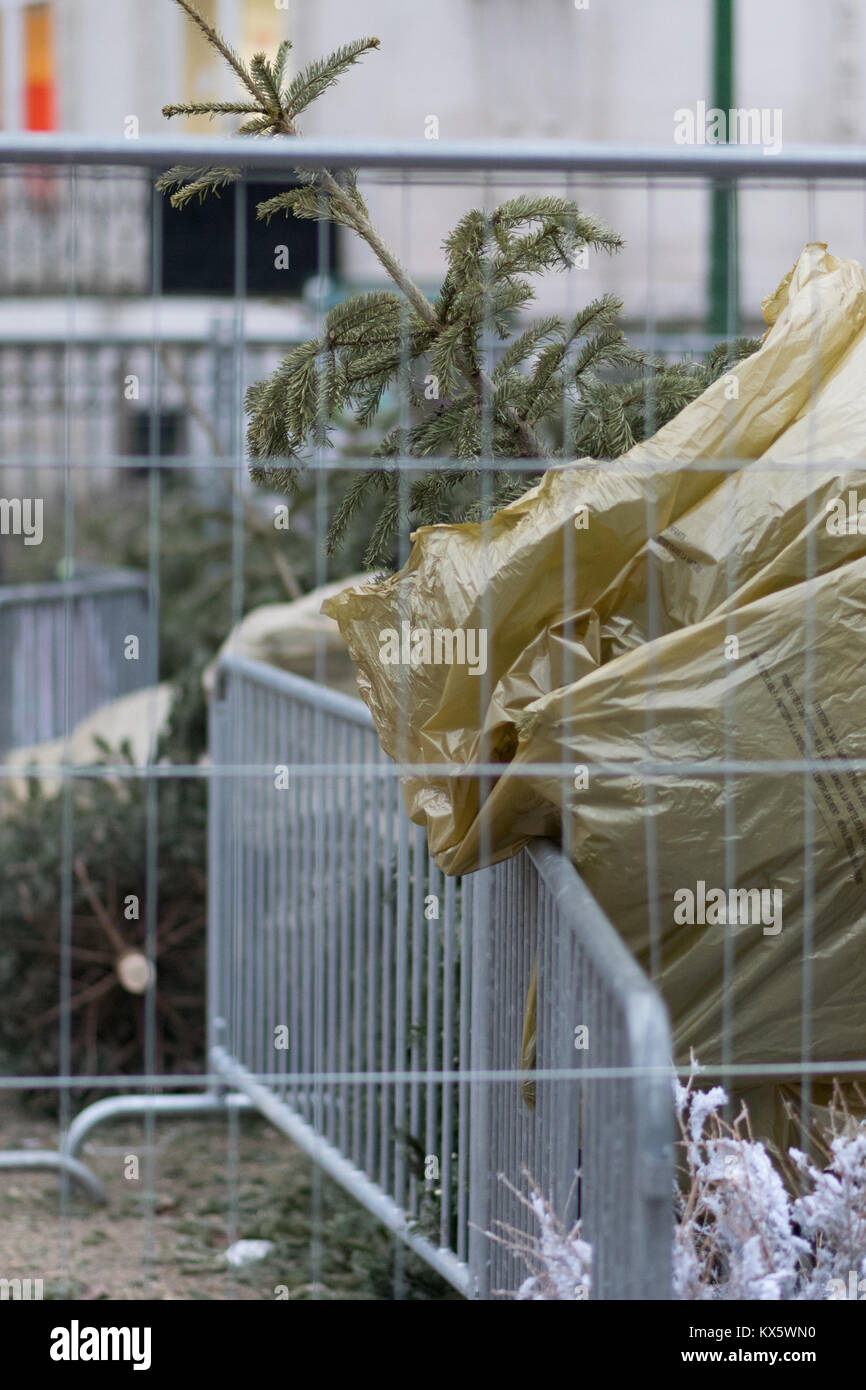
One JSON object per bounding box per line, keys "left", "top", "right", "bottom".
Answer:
{"left": 0, "top": 1096, "right": 460, "bottom": 1301}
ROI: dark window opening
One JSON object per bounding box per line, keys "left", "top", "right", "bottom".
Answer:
{"left": 158, "top": 180, "right": 338, "bottom": 296}
{"left": 122, "top": 408, "right": 188, "bottom": 464}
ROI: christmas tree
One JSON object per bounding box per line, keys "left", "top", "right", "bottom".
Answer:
{"left": 160, "top": 0, "right": 758, "bottom": 568}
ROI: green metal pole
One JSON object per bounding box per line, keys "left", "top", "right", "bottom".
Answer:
{"left": 708, "top": 0, "right": 738, "bottom": 336}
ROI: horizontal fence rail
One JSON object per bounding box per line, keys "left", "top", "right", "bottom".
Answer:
{"left": 209, "top": 654, "right": 673, "bottom": 1299}
{"left": 3, "top": 134, "right": 866, "bottom": 178}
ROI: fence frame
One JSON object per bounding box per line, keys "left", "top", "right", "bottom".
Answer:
{"left": 10, "top": 651, "right": 675, "bottom": 1299}
{"left": 7, "top": 133, "right": 857, "bottom": 1298}
{"left": 205, "top": 654, "right": 674, "bottom": 1299}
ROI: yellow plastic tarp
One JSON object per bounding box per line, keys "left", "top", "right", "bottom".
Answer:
{"left": 323, "top": 243, "right": 866, "bottom": 1136}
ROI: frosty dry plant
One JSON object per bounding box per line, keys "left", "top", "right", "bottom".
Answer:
{"left": 505, "top": 1068, "right": 866, "bottom": 1300}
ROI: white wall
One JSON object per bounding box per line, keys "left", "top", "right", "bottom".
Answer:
{"left": 12, "top": 0, "right": 866, "bottom": 327}
{"left": 269, "top": 0, "right": 866, "bottom": 328}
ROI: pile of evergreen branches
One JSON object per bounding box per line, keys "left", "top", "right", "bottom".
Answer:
{"left": 0, "top": 746, "right": 206, "bottom": 1098}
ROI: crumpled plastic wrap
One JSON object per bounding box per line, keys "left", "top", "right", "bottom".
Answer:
{"left": 323, "top": 244, "right": 866, "bottom": 1136}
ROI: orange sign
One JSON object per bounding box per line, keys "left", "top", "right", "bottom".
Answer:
{"left": 25, "top": 3, "right": 55, "bottom": 131}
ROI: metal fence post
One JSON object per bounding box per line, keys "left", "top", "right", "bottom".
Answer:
{"left": 468, "top": 865, "right": 493, "bottom": 1299}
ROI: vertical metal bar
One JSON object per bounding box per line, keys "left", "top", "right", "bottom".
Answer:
{"left": 457, "top": 872, "right": 473, "bottom": 1265}
{"left": 338, "top": 719, "right": 351, "bottom": 1155}
{"left": 254, "top": 684, "right": 266, "bottom": 1082}
{"left": 394, "top": 810, "right": 410, "bottom": 1210}
{"left": 468, "top": 866, "right": 492, "bottom": 1299}
{"left": 409, "top": 824, "right": 425, "bottom": 1217}
{"left": 425, "top": 860, "right": 440, "bottom": 1201}
{"left": 365, "top": 750, "right": 380, "bottom": 1180}
{"left": 289, "top": 696, "right": 301, "bottom": 1109}
{"left": 799, "top": 179, "right": 820, "bottom": 1150}
{"left": 57, "top": 163, "right": 78, "bottom": 1282}
{"left": 228, "top": 673, "right": 240, "bottom": 1070}
{"left": 326, "top": 712, "right": 339, "bottom": 1147}
{"left": 243, "top": 683, "right": 255, "bottom": 1076}
{"left": 440, "top": 874, "right": 456, "bottom": 1250}
{"left": 276, "top": 686, "right": 289, "bottom": 1097}
{"left": 301, "top": 703, "right": 314, "bottom": 1121}
{"left": 379, "top": 768, "right": 395, "bottom": 1193}
{"left": 207, "top": 676, "right": 227, "bottom": 1063}
{"left": 351, "top": 724, "right": 365, "bottom": 1166}
{"left": 266, "top": 686, "right": 278, "bottom": 1086}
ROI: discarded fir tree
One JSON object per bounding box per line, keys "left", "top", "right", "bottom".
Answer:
{"left": 160, "top": 0, "right": 759, "bottom": 568}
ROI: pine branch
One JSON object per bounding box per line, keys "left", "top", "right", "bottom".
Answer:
{"left": 156, "top": 164, "right": 241, "bottom": 207}
{"left": 363, "top": 482, "right": 404, "bottom": 568}
{"left": 316, "top": 171, "right": 437, "bottom": 328}
{"left": 250, "top": 52, "right": 284, "bottom": 109}
{"left": 326, "top": 468, "right": 390, "bottom": 555}
{"left": 169, "top": 0, "right": 261, "bottom": 103}
{"left": 463, "top": 472, "right": 544, "bottom": 519}
{"left": 161, "top": 101, "right": 262, "bottom": 119}
{"left": 342, "top": 170, "right": 370, "bottom": 221}
{"left": 493, "top": 317, "right": 563, "bottom": 378}
{"left": 237, "top": 114, "right": 283, "bottom": 135}
{"left": 284, "top": 39, "right": 381, "bottom": 120}
{"left": 271, "top": 39, "right": 292, "bottom": 93}
{"left": 256, "top": 187, "right": 325, "bottom": 223}
{"left": 163, "top": 7, "right": 538, "bottom": 458}
{"left": 409, "top": 470, "right": 474, "bottom": 524}
{"left": 703, "top": 336, "right": 762, "bottom": 381}
{"left": 160, "top": 0, "right": 762, "bottom": 570}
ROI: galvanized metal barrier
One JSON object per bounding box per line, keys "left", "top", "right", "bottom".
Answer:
{"left": 10, "top": 132, "right": 856, "bottom": 1301}
{"left": 0, "top": 569, "right": 154, "bottom": 751}
{"left": 208, "top": 653, "right": 673, "bottom": 1299}
{"left": 470, "top": 844, "right": 674, "bottom": 1299}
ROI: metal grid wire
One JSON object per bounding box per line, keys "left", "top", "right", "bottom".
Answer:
{"left": 0, "top": 134, "right": 864, "bottom": 1301}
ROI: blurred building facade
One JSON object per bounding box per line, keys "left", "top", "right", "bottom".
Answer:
{"left": 1, "top": 0, "right": 866, "bottom": 323}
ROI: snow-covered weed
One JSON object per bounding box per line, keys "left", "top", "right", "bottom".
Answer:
{"left": 504, "top": 1066, "right": 866, "bottom": 1300}
{"left": 490, "top": 1175, "right": 591, "bottom": 1300}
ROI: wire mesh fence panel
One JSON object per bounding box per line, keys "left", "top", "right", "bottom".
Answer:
{"left": 2, "top": 129, "right": 865, "bottom": 1306}
{"left": 0, "top": 571, "right": 154, "bottom": 751}
{"left": 208, "top": 655, "right": 476, "bottom": 1294}
{"left": 209, "top": 654, "right": 672, "bottom": 1299}
{"left": 467, "top": 843, "right": 671, "bottom": 1300}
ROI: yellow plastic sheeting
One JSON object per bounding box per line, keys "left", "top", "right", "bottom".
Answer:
{"left": 323, "top": 244, "right": 866, "bottom": 1114}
